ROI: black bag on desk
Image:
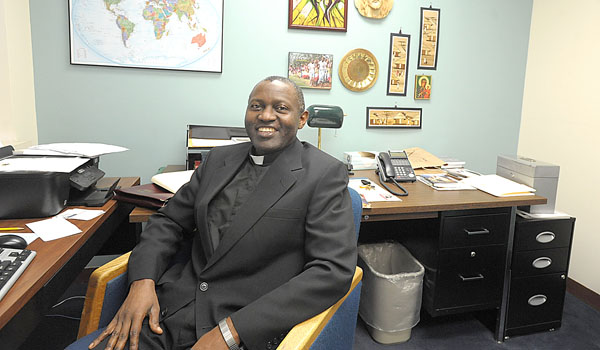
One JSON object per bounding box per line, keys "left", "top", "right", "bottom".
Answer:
{"left": 0, "top": 171, "right": 70, "bottom": 219}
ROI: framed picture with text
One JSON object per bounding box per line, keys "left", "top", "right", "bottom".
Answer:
{"left": 386, "top": 32, "right": 411, "bottom": 96}
{"left": 417, "top": 6, "right": 440, "bottom": 70}
{"left": 288, "top": 0, "right": 348, "bottom": 31}
{"left": 68, "top": 0, "right": 224, "bottom": 72}
{"left": 366, "top": 107, "right": 422, "bottom": 129}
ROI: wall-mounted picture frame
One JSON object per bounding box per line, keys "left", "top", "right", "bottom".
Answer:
{"left": 366, "top": 107, "right": 422, "bottom": 129}
{"left": 288, "top": 0, "right": 348, "bottom": 32}
{"left": 417, "top": 6, "right": 440, "bottom": 70}
{"left": 68, "top": 0, "right": 224, "bottom": 73}
{"left": 414, "top": 75, "right": 431, "bottom": 100}
{"left": 288, "top": 52, "right": 333, "bottom": 89}
{"left": 386, "top": 32, "right": 411, "bottom": 96}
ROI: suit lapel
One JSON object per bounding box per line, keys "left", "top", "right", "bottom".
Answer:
{"left": 202, "top": 140, "right": 303, "bottom": 272}
{"left": 196, "top": 144, "right": 250, "bottom": 257}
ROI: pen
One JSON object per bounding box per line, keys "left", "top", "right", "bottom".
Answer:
{"left": 0, "top": 227, "right": 24, "bottom": 231}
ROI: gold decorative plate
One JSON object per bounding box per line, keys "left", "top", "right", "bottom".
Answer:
{"left": 338, "top": 48, "right": 379, "bottom": 92}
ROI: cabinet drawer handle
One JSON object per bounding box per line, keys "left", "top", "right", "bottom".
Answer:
{"left": 463, "top": 228, "right": 490, "bottom": 236}
{"left": 532, "top": 257, "right": 552, "bottom": 269}
{"left": 459, "top": 273, "right": 484, "bottom": 282}
{"left": 528, "top": 294, "right": 547, "bottom": 306}
{"left": 536, "top": 231, "right": 556, "bottom": 243}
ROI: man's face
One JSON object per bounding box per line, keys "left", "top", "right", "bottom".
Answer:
{"left": 245, "top": 80, "right": 308, "bottom": 155}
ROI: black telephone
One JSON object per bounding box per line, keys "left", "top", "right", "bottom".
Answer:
{"left": 376, "top": 151, "right": 416, "bottom": 196}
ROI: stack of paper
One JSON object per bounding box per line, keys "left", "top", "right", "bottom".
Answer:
{"left": 151, "top": 170, "right": 194, "bottom": 193}
{"left": 463, "top": 174, "right": 536, "bottom": 197}
{"left": 344, "top": 151, "right": 377, "bottom": 170}
{"left": 417, "top": 174, "right": 476, "bottom": 191}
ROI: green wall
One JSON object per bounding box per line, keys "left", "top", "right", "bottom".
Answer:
{"left": 29, "top": 0, "right": 533, "bottom": 183}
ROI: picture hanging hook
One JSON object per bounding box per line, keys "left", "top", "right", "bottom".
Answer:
{"left": 430, "top": 3, "right": 433, "bottom": 8}
{"left": 398, "top": 27, "right": 402, "bottom": 34}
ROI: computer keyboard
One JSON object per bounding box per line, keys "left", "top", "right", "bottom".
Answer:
{"left": 0, "top": 247, "right": 36, "bottom": 302}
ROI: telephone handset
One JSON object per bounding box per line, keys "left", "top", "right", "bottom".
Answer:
{"left": 376, "top": 151, "right": 416, "bottom": 196}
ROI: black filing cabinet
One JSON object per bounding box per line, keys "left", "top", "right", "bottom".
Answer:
{"left": 505, "top": 216, "right": 575, "bottom": 337}
{"left": 418, "top": 208, "right": 512, "bottom": 316}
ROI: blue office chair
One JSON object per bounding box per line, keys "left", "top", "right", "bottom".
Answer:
{"left": 67, "top": 188, "right": 363, "bottom": 350}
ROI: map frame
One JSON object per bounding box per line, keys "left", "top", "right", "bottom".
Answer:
{"left": 68, "top": 0, "right": 224, "bottom": 73}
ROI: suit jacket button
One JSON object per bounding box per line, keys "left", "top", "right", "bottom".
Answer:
{"left": 199, "top": 281, "right": 209, "bottom": 292}
{"left": 160, "top": 308, "right": 168, "bottom": 317}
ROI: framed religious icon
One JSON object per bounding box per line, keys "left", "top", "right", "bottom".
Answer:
{"left": 366, "top": 107, "right": 422, "bottom": 129}
{"left": 288, "top": 0, "right": 348, "bottom": 32}
{"left": 417, "top": 7, "right": 441, "bottom": 70}
{"left": 386, "top": 32, "right": 411, "bottom": 96}
{"left": 68, "top": 0, "right": 224, "bottom": 72}
{"left": 288, "top": 52, "right": 333, "bottom": 89}
{"left": 414, "top": 75, "right": 431, "bottom": 100}
{"left": 339, "top": 48, "right": 379, "bottom": 92}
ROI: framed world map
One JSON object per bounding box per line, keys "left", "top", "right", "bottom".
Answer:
{"left": 68, "top": 0, "right": 223, "bottom": 72}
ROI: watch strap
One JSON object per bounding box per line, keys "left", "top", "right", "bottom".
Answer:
{"left": 219, "top": 318, "right": 241, "bottom": 350}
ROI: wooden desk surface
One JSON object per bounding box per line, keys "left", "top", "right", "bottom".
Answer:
{"left": 0, "top": 177, "right": 139, "bottom": 329}
{"left": 353, "top": 170, "right": 546, "bottom": 221}
{"left": 128, "top": 170, "right": 546, "bottom": 224}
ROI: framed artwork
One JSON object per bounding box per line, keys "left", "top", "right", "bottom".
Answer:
{"left": 414, "top": 75, "right": 432, "bottom": 100}
{"left": 366, "top": 107, "right": 422, "bottom": 129}
{"left": 417, "top": 7, "right": 441, "bottom": 70}
{"left": 288, "top": 0, "right": 348, "bottom": 31}
{"left": 386, "top": 32, "right": 411, "bottom": 96}
{"left": 288, "top": 52, "right": 333, "bottom": 89}
{"left": 68, "top": 0, "right": 224, "bottom": 72}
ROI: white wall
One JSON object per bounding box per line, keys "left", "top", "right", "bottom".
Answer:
{"left": 0, "top": 0, "right": 37, "bottom": 148}
{"left": 519, "top": 0, "right": 600, "bottom": 294}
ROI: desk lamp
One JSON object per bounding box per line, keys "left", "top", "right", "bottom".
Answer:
{"left": 307, "top": 105, "right": 344, "bottom": 150}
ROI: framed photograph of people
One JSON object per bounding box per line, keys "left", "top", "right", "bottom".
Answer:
{"left": 288, "top": 52, "right": 333, "bottom": 89}
{"left": 68, "top": 0, "right": 224, "bottom": 72}
{"left": 417, "top": 7, "right": 441, "bottom": 70}
{"left": 366, "top": 107, "right": 422, "bottom": 129}
{"left": 414, "top": 75, "right": 431, "bottom": 100}
{"left": 386, "top": 32, "right": 411, "bottom": 96}
{"left": 288, "top": 0, "right": 348, "bottom": 31}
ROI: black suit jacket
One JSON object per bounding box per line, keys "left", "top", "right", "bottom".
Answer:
{"left": 128, "top": 139, "right": 357, "bottom": 350}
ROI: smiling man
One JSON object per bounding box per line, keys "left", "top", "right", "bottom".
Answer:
{"left": 85, "top": 76, "right": 357, "bottom": 350}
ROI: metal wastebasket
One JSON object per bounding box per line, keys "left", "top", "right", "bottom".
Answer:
{"left": 357, "top": 242, "right": 424, "bottom": 344}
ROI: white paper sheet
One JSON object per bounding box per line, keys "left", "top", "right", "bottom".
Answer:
{"left": 20, "top": 143, "right": 128, "bottom": 158}
{"left": 59, "top": 208, "right": 105, "bottom": 221}
{"left": 26, "top": 217, "right": 82, "bottom": 242}
{"left": 0, "top": 156, "right": 89, "bottom": 173}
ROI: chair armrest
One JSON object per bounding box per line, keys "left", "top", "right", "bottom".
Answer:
{"left": 77, "top": 252, "right": 131, "bottom": 339}
{"left": 276, "top": 266, "right": 363, "bottom": 350}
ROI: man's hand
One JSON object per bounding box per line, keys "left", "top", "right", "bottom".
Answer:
{"left": 191, "top": 317, "right": 239, "bottom": 350}
{"left": 88, "top": 279, "right": 162, "bottom": 350}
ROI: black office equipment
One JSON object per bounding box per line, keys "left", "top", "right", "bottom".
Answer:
{"left": 376, "top": 150, "right": 415, "bottom": 196}
{"left": 0, "top": 235, "right": 27, "bottom": 250}
{"left": 0, "top": 247, "right": 36, "bottom": 302}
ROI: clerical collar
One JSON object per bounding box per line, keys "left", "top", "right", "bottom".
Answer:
{"left": 249, "top": 148, "right": 283, "bottom": 166}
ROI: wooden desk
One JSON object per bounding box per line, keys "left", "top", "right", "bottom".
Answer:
{"left": 0, "top": 177, "right": 139, "bottom": 349}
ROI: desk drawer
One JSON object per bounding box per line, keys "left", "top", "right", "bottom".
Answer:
{"left": 512, "top": 247, "right": 569, "bottom": 277}
{"left": 507, "top": 273, "right": 566, "bottom": 330}
{"left": 441, "top": 213, "right": 510, "bottom": 248}
{"left": 435, "top": 245, "right": 505, "bottom": 311}
{"left": 514, "top": 218, "right": 574, "bottom": 251}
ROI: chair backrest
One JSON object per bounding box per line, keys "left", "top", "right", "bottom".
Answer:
{"left": 308, "top": 187, "right": 362, "bottom": 350}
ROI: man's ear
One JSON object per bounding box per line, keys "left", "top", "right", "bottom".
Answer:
{"left": 297, "top": 110, "right": 309, "bottom": 129}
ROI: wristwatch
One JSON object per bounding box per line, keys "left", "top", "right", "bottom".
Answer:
{"left": 219, "top": 318, "right": 241, "bottom": 350}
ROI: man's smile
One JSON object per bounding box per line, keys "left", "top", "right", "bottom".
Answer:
{"left": 257, "top": 126, "right": 276, "bottom": 136}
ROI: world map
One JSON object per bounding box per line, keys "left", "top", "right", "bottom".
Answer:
{"left": 69, "top": 0, "right": 222, "bottom": 72}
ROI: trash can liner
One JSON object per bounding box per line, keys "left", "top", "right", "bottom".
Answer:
{"left": 357, "top": 242, "right": 424, "bottom": 333}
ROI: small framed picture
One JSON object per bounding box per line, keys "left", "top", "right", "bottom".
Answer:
{"left": 288, "top": 0, "right": 348, "bottom": 32}
{"left": 418, "top": 7, "right": 441, "bottom": 70}
{"left": 414, "top": 75, "right": 432, "bottom": 100}
{"left": 386, "top": 32, "right": 411, "bottom": 96}
{"left": 366, "top": 107, "right": 422, "bottom": 129}
{"left": 288, "top": 52, "right": 333, "bottom": 89}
